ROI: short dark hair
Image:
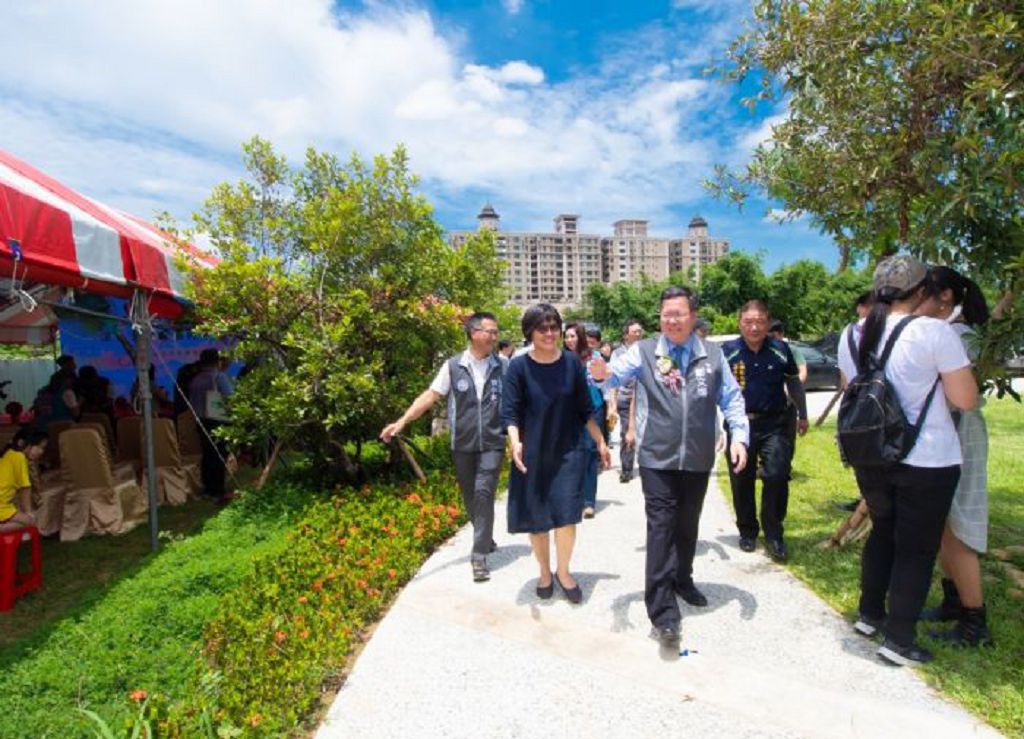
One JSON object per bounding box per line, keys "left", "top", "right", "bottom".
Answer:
{"left": 738, "top": 299, "right": 770, "bottom": 317}
{"left": 659, "top": 285, "right": 698, "bottom": 311}
{"left": 199, "top": 348, "right": 220, "bottom": 366}
{"left": 497, "top": 339, "right": 510, "bottom": 351}
{"left": 521, "top": 303, "right": 562, "bottom": 340}
{"left": 585, "top": 327, "right": 602, "bottom": 341}
{"left": 10, "top": 428, "right": 47, "bottom": 452}
{"left": 56, "top": 354, "right": 75, "bottom": 369}
{"left": 464, "top": 311, "right": 498, "bottom": 339}
{"left": 769, "top": 319, "right": 784, "bottom": 334}
{"left": 855, "top": 291, "right": 873, "bottom": 309}
{"left": 621, "top": 319, "right": 642, "bottom": 337}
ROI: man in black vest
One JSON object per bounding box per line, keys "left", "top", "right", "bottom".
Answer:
{"left": 381, "top": 312, "right": 506, "bottom": 582}
{"left": 722, "top": 300, "right": 807, "bottom": 563}
{"left": 608, "top": 286, "right": 750, "bottom": 651}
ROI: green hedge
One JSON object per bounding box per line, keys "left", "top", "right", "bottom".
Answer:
{"left": 0, "top": 436, "right": 463, "bottom": 737}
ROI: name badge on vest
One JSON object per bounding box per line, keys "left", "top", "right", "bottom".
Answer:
{"left": 695, "top": 366, "right": 709, "bottom": 398}
{"left": 456, "top": 379, "right": 471, "bottom": 393}
{"left": 490, "top": 378, "right": 500, "bottom": 402}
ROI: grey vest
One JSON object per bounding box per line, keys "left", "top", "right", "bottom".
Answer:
{"left": 634, "top": 335, "right": 723, "bottom": 472}
{"left": 446, "top": 353, "right": 506, "bottom": 453}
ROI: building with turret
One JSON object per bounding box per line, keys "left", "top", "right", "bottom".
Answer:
{"left": 448, "top": 205, "right": 729, "bottom": 309}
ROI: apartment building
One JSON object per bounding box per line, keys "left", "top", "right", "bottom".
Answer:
{"left": 449, "top": 205, "right": 729, "bottom": 308}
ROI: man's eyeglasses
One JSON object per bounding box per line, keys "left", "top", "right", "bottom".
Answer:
{"left": 535, "top": 324, "right": 561, "bottom": 335}
{"left": 661, "top": 313, "right": 690, "bottom": 323}
{"left": 473, "top": 328, "right": 499, "bottom": 336}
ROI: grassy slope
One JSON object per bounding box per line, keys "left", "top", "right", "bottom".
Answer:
{"left": 770, "top": 396, "right": 1023, "bottom": 737}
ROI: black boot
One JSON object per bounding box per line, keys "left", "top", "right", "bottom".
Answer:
{"left": 920, "top": 578, "right": 963, "bottom": 622}
{"left": 931, "top": 605, "right": 993, "bottom": 647}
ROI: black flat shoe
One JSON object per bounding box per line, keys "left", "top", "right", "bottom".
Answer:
{"left": 653, "top": 623, "right": 681, "bottom": 648}
{"left": 554, "top": 574, "right": 583, "bottom": 604}
{"left": 536, "top": 579, "right": 554, "bottom": 599}
{"left": 739, "top": 536, "right": 756, "bottom": 553}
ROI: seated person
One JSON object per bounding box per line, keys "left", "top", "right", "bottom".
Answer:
{"left": 0, "top": 429, "right": 47, "bottom": 532}
{"left": 1, "top": 401, "right": 30, "bottom": 426}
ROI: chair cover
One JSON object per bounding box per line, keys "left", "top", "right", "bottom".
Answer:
{"left": 80, "top": 413, "right": 116, "bottom": 455}
{"left": 115, "top": 416, "right": 144, "bottom": 474}
{"left": 141, "top": 418, "right": 199, "bottom": 504}
{"left": 28, "top": 462, "right": 68, "bottom": 538}
{"left": 45, "top": 420, "right": 76, "bottom": 469}
{"left": 77, "top": 422, "right": 136, "bottom": 483}
{"left": 176, "top": 412, "right": 203, "bottom": 466}
{"left": 59, "top": 428, "right": 147, "bottom": 541}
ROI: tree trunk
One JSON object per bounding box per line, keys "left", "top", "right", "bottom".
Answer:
{"left": 255, "top": 438, "right": 285, "bottom": 490}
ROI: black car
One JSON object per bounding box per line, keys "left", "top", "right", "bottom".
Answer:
{"left": 790, "top": 341, "right": 841, "bottom": 391}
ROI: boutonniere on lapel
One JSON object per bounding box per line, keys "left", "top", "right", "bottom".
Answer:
{"left": 656, "top": 355, "right": 683, "bottom": 395}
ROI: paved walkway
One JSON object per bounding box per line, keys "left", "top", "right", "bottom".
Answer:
{"left": 317, "top": 432, "right": 999, "bottom": 738}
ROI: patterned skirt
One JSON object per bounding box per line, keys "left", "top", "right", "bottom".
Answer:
{"left": 949, "top": 408, "right": 988, "bottom": 553}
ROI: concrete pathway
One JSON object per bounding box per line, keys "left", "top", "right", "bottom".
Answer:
{"left": 317, "top": 441, "right": 1000, "bottom": 738}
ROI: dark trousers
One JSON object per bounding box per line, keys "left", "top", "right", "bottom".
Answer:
{"left": 855, "top": 464, "right": 959, "bottom": 646}
{"left": 198, "top": 418, "right": 227, "bottom": 500}
{"left": 617, "top": 397, "right": 635, "bottom": 475}
{"left": 638, "top": 468, "right": 711, "bottom": 629}
{"left": 727, "top": 413, "right": 793, "bottom": 542}
{"left": 452, "top": 449, "right": 503, "bottom": 561}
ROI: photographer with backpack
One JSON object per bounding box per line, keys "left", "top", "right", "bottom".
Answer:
{"left": 837, "top": 255, "right": 978, "bottom": 667}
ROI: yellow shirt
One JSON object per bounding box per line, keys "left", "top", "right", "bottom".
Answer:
{"left": 0, "top": 448, "right": 30, "bottom": 521}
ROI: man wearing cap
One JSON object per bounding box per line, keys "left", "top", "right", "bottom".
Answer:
{"left": 607, "top": 286, "right": 749, "bottom": 650}
{"left": 381, "top": 312, "right": 506, "bottom": 583}
{"left": 723, "top": 301, "right": 808, "bottom": 562}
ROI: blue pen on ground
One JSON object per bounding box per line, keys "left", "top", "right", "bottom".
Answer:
{"left": 679, "top": 648, "right": 699, "bottom": 656}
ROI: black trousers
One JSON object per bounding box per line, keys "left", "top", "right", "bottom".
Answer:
{"left": 727, "top": 412, "right": 793, "bottom": 542}
{"left": 452, "top": 449, "right": 503, "bottom": 560}
{"left": 638, "top": 468, "right": 711, "bottom": 629}
{"left": 617, "top": 396, "right": 635, "bottom": 475}
{"left": 855, "top": 464, "right": 959, "bottom": 646}
{"left": 198, "top": 418, "right": 228, "bottom": 500}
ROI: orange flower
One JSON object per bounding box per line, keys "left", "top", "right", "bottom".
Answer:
{"left": 298, "top": 596, "right": 309, "bottom": 605}
{"left": 274, "top": 631, "right": 287, "bottom": 643}
{"left": 388, "top": 568, "right": 397, "bottom": 579}
{"left": 337, "top": 537, "right": 347, "bottom": 547}
{"left": 129, "top": 689, "right": 148, "bottom": 703}
{"left": 356, "top": 579, "right": 368, "bottom": 591}
{"left": 299, "top": 630, "right": 310, "bottom": 640}
{"left": 249, "top": 714, "right": 263, "bottom": 727}
{"left": 406, "top": 493, "right": 422, "bottom": 504}
{"left": 312, "top": 580, "right": 324, "bottom": 591}
{"left": 447, "top": 505, "right": 459, "bottom": 517}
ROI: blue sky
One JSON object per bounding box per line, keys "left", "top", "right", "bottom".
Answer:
{"left": 0, "top": 0, "right": 837, "bottom": 273}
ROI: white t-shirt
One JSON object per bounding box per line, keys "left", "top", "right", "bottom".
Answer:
{"left": 429, "top": 350, "right": 492, "bottom": 401}
{"left": 838, "top": 314, "right": 970, "bottom": 468}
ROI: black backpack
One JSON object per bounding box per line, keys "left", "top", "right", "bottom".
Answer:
{"left": 837, "top": 315, "right": 939, "bottom": 468}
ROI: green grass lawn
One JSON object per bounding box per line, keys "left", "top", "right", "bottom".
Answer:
{"left": 0, "top": 498, "right": 220, "bottom": 666}
{"left": 772, "top": 395, "right": 1023, "bottom": 737}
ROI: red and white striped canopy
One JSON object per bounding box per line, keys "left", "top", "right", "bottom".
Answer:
{"left": 0, "top": 149, "right": 216, "bottom": 318}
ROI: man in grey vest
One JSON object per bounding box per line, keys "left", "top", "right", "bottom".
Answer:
{"left": 380, "top": 312, "right": 506, "bottom": 583}
{"left": 608, "top": 286, "right": 749, "bottom": 650}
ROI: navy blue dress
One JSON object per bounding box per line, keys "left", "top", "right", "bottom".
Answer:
{"left": 502, "top": 351, "right": 595, "bottom": 533}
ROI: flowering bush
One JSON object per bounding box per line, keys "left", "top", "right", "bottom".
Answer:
{"left": 193, "top": 472, "right": 466, "bottom": 736}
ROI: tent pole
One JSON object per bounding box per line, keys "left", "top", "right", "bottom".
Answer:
{"left": 135, "top": 290, "right": 160, "bottom": 552}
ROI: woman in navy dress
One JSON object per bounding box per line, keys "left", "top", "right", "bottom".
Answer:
{"left": 503, "top": 304, "right": 611, "bottom": 602}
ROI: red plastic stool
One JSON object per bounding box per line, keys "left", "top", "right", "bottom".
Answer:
{"left": 0, "top": 525, "right": 42, "bottom": 612}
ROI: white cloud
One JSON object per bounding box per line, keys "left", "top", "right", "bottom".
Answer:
{"left": 502, "top": 0, "right": 525, "bottom": 16}
{"left": 764, "top": 208, "right": 805, "bottom": 223}
{"left": 0, "top": 0, "right": 768, "bottom": 236}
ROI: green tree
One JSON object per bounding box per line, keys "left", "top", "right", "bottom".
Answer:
{"left": 698, "top": 252, "right": 769, "bottom": 316}
{"left": 184, "top": 137, "right": 503, "bottom": 479}
{"left": 708, "top": 0, "right": 1023, "bottom": 393}
{"left": 585, "top": 273, "right": 693, "bottom": 336}
{"left": 767, "top": 260, "right": 872, "bottom": 337}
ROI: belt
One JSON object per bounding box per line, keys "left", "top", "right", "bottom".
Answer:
{"left": 746, "top": 409, "right": 785, "bottom": 420}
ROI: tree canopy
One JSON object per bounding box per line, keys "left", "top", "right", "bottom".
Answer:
{"left": 183, "top": 137, "right": 504, "bottom": 478}
{"left": 708, "top": 0, "right": 1022, "bottom": 392}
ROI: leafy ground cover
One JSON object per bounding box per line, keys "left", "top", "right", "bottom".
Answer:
{"left": 0, "top": 436, "right": 459, "bottom": 737}
{"left": 752, "top": 396, "right": 1023, "bottom": 737}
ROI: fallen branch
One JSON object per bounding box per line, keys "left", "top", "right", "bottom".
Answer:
{"left": 821, "top": 498, "right": 871, "bottom": 548}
